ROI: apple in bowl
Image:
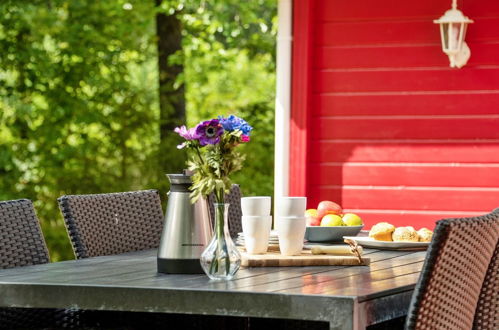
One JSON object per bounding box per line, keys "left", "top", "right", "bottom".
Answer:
{"left": 342, "top": 213, "right": 363, "bottom": 226}
{"left": 317, "top": 201, "right": 343, "bottom": 218}
{"left": 305, "top": 209, "right": 321, "bottom": 226}
{"left": 320, "top": 214, "right": 343, "bottom": 227}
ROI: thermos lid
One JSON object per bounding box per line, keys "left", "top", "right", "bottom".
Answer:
{"left": 166, "top": 171, "right": 193, "bottom": 185}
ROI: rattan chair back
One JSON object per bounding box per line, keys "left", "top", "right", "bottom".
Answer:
{"left": 208, "top": 184, "right": 242, "bottom": 238}
{"left": 0, "top": 199, "right": 81, "bottom": 328}
{"left": 473, "top": 208, "right": 499, "bottom": 330}
{"left": 0, "top": 199, "right": 49, "bottom": 269}
{"left": 58, "top": 190, "right": 164, "bottom": 259}
{"left": 405, "top": 209, "right": 499, "bottom": 330}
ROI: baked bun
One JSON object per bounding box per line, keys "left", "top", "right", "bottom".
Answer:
{"left": 369, "top": 222, "right": 396, "bottom": 241}
{"left": 392, "top": 226, "right": 419, "bottom": 242}
{"left": 417, "top": 228, "right": 433, "bottom": 242}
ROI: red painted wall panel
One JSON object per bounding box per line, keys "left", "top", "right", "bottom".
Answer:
{"left": 312, "top": 117, "right": 499, "bottom": 140}
{"left": 318, "top": 0, "right": 451, "bottom": 21}
{"left": 290, "top": 0, "right": 499, "bottom": 229}
{"left": 309, "top": 163, "right": 499, "bottom": 188}
{"left": 314, "top": 43, "right": 499, "bottom": 69}
{"left": 308, "top": 186, "right": 499, "bottom": 212}
{"left": 316, "top": 18, "right": 499, "bottom": 46}
{"left": 314, "top": 68, "right": 499, "bottom": 93}
{"left": 312, "top": 143, "right": 499, "bottom": 163}
{"left": 313, "top": 92, "right": 499, "bottom": 116}
{"left": 317, "top": 0, "right": 499, "bottom": 21}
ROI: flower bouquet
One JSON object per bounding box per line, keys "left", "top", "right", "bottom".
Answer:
{"left": 174, "top": 115, "right": 252, "bottom": 280}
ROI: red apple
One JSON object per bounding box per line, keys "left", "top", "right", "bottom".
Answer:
{"left": 306, "top": 217, "right": 321, "bottom": 226}
{"left": 305, "top": 209, "right": 321, "bottom": 226}
{"left": 317, "top": 201, "right": 342, "bottom": 218}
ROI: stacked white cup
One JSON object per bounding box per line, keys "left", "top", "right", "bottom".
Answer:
{"left": 275, "top": 197, "right": 307, "bottom": 256}
{"left": 241, "top": 197, "right": 272, "bottom": 254}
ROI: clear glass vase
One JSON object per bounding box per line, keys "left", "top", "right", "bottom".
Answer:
{"left": 200, "top": 203, "right": 241, "bottom": 280}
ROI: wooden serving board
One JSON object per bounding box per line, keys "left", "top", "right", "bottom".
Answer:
{"left": 239, "top": 249, "right": 370, "bottom": 267}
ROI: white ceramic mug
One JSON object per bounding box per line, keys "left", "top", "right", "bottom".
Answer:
{"left": 278, "top": 196, "right": 307, "bottom": 217}
{"left": 275, "top": 216, "right": 306, "bottom": 256}
{"left": 241, "top": 215, "right": 273, "bottom": 254}
{"left": 241, "top": 196, "right": 272, "bottom": 216}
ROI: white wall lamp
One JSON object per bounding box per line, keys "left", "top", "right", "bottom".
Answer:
{"left": 434, "top": 0, "right": 473, "bottom": 68}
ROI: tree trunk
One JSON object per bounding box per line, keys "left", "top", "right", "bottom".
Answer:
{"left": 155, "top": 1, "right": 186, "bottom": 177}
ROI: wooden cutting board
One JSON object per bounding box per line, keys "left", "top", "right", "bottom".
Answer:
{"left": 239, "top": 249, "right": 370, "bottom": 267}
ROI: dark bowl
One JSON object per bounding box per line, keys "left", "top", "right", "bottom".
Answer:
{"left": 305, "top": 225, "right": 364, "bottom": 242}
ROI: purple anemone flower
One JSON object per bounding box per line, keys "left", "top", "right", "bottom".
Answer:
{"left": 174, "top": 125, "right": 199, "bottom": 140}
{"left": 195, "top": 119, "right": 224, "bottom": 146}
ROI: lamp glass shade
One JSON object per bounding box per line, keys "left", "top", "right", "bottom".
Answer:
{"left": 440, "top": 22, "right": 470, "bottom": 55}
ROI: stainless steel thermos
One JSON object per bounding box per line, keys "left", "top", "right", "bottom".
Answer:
{"left": 157, "top": 173, "right": 213, "bottom": 274}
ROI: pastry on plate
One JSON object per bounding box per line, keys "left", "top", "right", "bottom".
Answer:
{"left": 417, "top": 228, "right": 433, "bottom": 242}
{"left": 392, "top": 226, "right": 419, "bottom": 242}
{"left": 369, "top": 222, "right": 396, "bottom": 241}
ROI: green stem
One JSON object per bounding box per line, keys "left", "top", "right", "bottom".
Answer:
{"left": 195, "top": 147, "right": 204, "bottom": 165}
{"left": 215, "top": 187, "right": 224, "bottom": 204}
{"left": 211, "top": 196, "right": 231, "bottom": 276}
{"left": 193, "top": 147, "right": 208, "bottom": 177}
{"left": 209, "top": 253, "right": 218, "bottom": 274}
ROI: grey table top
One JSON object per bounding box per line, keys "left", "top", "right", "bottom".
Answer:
{"left": 0, "top": 248, "right": 426, "bottom": 330}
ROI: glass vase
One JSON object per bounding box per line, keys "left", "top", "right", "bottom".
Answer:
{"left": 200, "top": 203, "right": 241, "bottom": 280}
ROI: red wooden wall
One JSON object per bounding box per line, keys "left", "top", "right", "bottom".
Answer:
{"left": 290, "top": 0, "right": 499, "bottom": 229}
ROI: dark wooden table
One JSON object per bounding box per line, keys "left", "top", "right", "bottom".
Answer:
{"left": 0, "top": 248, "right": 426, "bottom": 330}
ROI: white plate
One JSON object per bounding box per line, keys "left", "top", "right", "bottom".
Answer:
{"left": 343, "top": 236, "right": 430, "bottom": 250}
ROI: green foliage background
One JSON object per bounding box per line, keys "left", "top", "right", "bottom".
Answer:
{"left": 0, "top": 0, "right": 276, "bottom": 261}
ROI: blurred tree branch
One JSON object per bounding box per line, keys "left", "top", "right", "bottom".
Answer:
{"left": 156, "top": 0, "right": 186, "bottom": 176}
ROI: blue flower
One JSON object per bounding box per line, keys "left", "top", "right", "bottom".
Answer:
{"left": 219, "top": 115, "right": 253, "bottom": 136}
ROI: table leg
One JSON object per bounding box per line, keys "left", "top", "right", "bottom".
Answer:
{"left": 352, "top": 290, "right": 413, "bottom": 329}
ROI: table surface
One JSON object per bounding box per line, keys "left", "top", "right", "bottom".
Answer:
{"left": 0, "top": 248, "right": 426, "bottom": 330}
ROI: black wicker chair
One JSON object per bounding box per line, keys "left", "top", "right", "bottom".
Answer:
{"left": 208, "top": 184, "right": 243, "bottom": 238}
{"left": 404, "top": 208, "right": 499, "bottom": 330}
{"left": 58, "top": 190, "right": 164, "bottom": 259}
{"left": 0, "top": 199, "right": 80, "bottom": 329}
{"left": 472, "top": 208, "right": 499, "bottom": 330}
